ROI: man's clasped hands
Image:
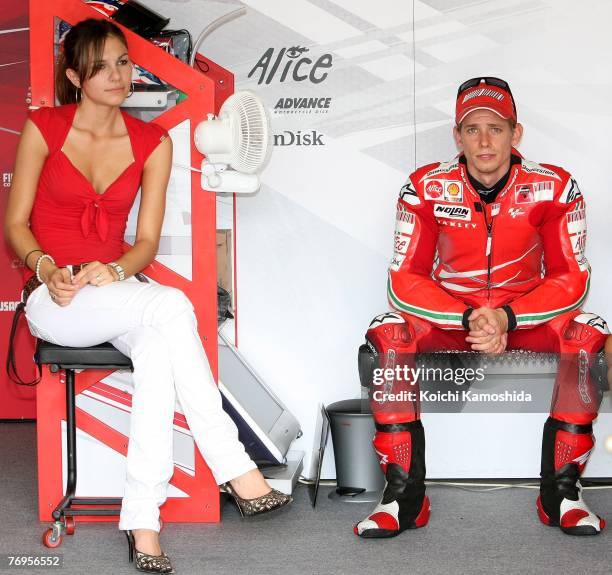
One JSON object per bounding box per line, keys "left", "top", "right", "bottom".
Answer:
{"left": 466, "top": 307, "right": 509, "bottom": 354}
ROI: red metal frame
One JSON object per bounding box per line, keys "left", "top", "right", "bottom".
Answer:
{"left": 30, "top": 0, "right": 234, "bottom": 523}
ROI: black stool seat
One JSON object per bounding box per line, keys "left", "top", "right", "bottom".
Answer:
{"left": 35, "top": 340, "right": 133, "bottom": 371}
{"left": 36, "top": 339, "right": 132, "bottom": 548}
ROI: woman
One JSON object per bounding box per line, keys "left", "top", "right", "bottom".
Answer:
{"left": 4, "top": 18, "right": 290, "bottom": 574}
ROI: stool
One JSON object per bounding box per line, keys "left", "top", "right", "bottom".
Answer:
{"left": 35, "top": 340, "right": 133, "bottom": 548}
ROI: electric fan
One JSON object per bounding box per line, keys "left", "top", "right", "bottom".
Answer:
{"left": 194, "top": 90, "right": 270, "bottom": 194}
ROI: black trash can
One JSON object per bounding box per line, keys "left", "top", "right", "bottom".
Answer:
{"left": 326, "top": 399, "right": 385, "bottom": 503}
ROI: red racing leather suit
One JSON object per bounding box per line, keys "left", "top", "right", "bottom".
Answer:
{"left": 367, "top": 151, "right": 609, "bottom": 425}
{"left": 355, "top": 152, "right": 609, "bottom": 538}
{"left": 389, "top": 151, "right": 589, "bottom": 330}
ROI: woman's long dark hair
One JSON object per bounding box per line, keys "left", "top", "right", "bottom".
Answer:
{"left": 55, "top": 18, "right": 128, "bottom": 105}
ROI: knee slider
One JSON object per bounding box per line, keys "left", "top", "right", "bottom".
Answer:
{"left": 359, "top": 313, "right": 412, "bottom": 390}
{"left": 366, "top": 312, "right": 413, "bottom": 346}
{"left": 564, "top": 313, "right": 610, "bottom": 344}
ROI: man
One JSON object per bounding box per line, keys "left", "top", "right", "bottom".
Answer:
{"left": 355, "top": 77, "right": 609, "bottom": 538}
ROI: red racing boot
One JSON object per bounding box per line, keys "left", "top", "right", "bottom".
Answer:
{"left": 354, "top": 420, "right": 430, "bottom": 538}
{"left": 537, "top": 417, "right": 605, "bottom": 535}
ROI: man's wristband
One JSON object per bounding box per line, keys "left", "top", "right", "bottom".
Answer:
{"left": 501, "top": 305, "right": 517, "bottom": 331}
{"left": 462, "top": 308, "right": 474, "bottom": 330}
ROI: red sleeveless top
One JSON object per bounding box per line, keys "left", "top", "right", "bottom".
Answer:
{"left": 25, "top": 103, "right": 168, "bottom": 280}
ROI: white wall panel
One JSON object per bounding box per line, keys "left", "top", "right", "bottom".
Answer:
{"left": 146, "top": 0, "right": 612, "bottom": 479}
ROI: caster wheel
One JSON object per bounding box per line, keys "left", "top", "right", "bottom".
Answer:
{"left": 42, "top": 528, "right": 62, "bottom": 548}
{"left": 64, "top": 517, "right": 75, "bottom": 535}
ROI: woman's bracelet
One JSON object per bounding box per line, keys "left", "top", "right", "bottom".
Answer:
{"left": 24, "top": 248, "right": 44, "bottom": 269}
{"left": 107, "top": 261, "right": 125, "bottom": 281}
{"left": 35, "top": 254, "right": 56, "bottom": 283}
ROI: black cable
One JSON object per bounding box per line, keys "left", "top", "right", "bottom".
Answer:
{"left": 581, "top": 479, "right": 612, "bottom": 487}
{"left": 6, "top": 304, "right": 41, "bottom": 387}
{"left": 155, "top": 28, "right": 192, "bottom": 63}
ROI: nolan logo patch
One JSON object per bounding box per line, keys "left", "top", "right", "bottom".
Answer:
{"left": 433, "top": 204, "right": 471, "bottom": 221}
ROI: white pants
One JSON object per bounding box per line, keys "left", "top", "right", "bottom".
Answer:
{"left": 24, "top": 274, "right": 256, "bottom": 531}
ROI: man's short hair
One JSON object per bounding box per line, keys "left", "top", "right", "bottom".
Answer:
{"left": 456, "top": 117, "right": 517, "bottom": 131}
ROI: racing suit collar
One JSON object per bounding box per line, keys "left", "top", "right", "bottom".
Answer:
{"left": 461, "top": 154, "right": 522, "bottom": 204}
{"left": 459, "top": 152, "right": 522, "bottom": 204}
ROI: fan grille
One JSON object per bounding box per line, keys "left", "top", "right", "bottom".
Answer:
{"left": 221, "top": 91, "right": 270, "bottom": 174}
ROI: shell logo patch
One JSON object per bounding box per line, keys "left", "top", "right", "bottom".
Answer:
{"left": 444, "top": 181, "right": 463, "bottom": 203}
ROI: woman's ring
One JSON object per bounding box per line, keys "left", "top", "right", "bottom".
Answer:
{"left": 50, "top": 293, "right": 56, "bottom": 301}
{"left": 96, "top": 273, "right": 103, "bottom": 281}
